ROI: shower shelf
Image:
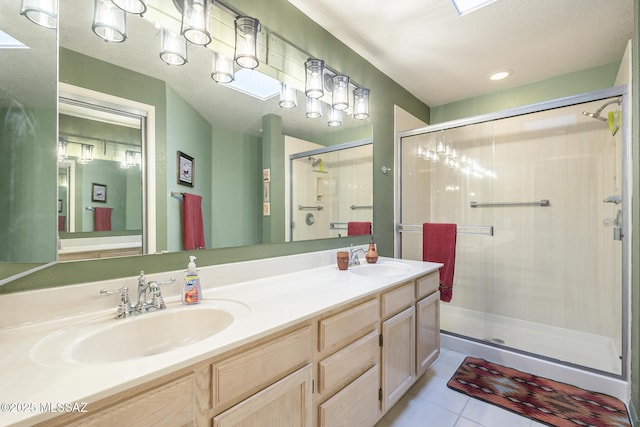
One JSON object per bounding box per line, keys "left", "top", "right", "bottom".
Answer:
{"left": 470, "top": 199, "right": 550, "bottom": 208}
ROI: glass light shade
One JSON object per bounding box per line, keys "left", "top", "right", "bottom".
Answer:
{"left": 331, "top": 75, "right": 349, "bottom": 111}
{"left": 353, "top": 87, "right": 370, "bottom": 119}
{"left": 279, "top": 83, "right": 297, "bottom": 109}
{"left": 211, "top": 52, "right": 234, "bottom": 83}
{"left": 160, "top": 29, "right": 187, "bottom": 66}
{"left": 327, "top": 108, "right": 342, "bottom": 127}
{"left": 57, "top": 138, "right": 67, "bottom": 161}
{"left": 123, "top": 150, "right": 137, "bottom": 168}
{"left": 112, "top": 0, "right": 146, "bottom": 14}
{"left": 234, "top": 16, "right": 259, "bottom": 69}
{"left": 436, "top": 141, "right": 445, "bottom": 155}
{"left": 78, "top": 144, "right": 94, "bottom": 164}
{"left": 92, "top": 0, "right": 126, "bottom": 43}
{"left": 181, "top": 0, "right": 212, "bottom": 46}
{"left": 305, "top": 59, "right": 324, "bottom": 99}
{"left": 20, "top": 0, "right": 57, "bottom": 29}
{"left": 306, "top": 97, "right": 322, "bottom": 118}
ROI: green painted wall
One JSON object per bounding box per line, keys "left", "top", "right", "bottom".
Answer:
{"left": 431, "top": 62, "right": 620, "bottom": 123}
{"left": 211, "top": 126, "right": 262, "bottom": 248}
{"left": 166, "top": 86, "right": 213, "bottom": 252}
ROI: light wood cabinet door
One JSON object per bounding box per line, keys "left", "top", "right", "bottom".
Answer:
{"left": 213, "top": 365, "right": 313, "bottom": 427}
{"left": 416, "top": 291, "right": 440, "bottom": 377}
{"left": 318, "top": 365, "right": 380, "bottom": 427}
{"left": 381, "top": 305, "right": 415, "bottom": 413}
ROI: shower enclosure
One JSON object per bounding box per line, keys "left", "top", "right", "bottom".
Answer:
{"left": 397, "top": 89, "right": 628, "bottom": 377}
{"left": 288, "top": 140, "right": 372, "bottom": 241}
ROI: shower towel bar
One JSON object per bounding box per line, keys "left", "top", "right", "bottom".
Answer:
{"left": 298, "top": 204, "right": 323, "bottom": 211}
{"left": 171, "top": 191, "right": 184, "bottom": 200}
{"left": 470, "top": 199, "right": 550, "bottom": 208}
{"left": 350, "top": 205, "right": 373, "bottom": 210}
{"left": 330, "top": 222, "right": 348, "bottom": 230}
{"left": 398, "top": 224, "right": 494, "bottom": 236}
{"left": 85, "top": 207, "right": 95, "bottom": 211}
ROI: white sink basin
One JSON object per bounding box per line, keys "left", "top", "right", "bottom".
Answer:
{"left": 71, "top": 307, "right": 234, "bottom": 363}
{"left": 30, "top": 300, "right": 250, "bottom": 365}
{"left": 349, "top": 262, "right": 411, "bottom": 277}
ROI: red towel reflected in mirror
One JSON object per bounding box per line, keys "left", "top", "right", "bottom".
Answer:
{"left": 182, "top": 193, "right": 205, "bottom": 250}
{"left": 347, "top": 221, "right": 372, "bottom": 236}
{"left": 94, "top": 207, "right": 112, "bottom": 231}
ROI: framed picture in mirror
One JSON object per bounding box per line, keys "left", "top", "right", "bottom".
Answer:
{"left": 91, "top": 183, "right": 107, "bottom": 203}
{"left": 178, "top": 151, "right": 194, "bottom": 187}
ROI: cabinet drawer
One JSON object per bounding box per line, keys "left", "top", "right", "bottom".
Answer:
{"left": 318, "top": 364, "right": 380, "bottom": 427}
{"left": 318, "top": 299, "right": 378, "bottom": 354}
{"left": 212, "top": 325, "right": 312, "bottom": 410}
{"left": 381, "top": 282, "right": 414, "bottom": 319}
{"left": 65, "top": 375, "right": 195, "bottom": 427}
{"left": 416, "top": 272, "right": 439, "bottom": 299}
{"left": 317, "top": 329, "right": 379, "bottom": 395}
{"left": 213, "top": 365, "right": 312, "bottom": 427}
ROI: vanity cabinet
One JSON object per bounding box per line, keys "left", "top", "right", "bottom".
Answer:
{"left": 416, "top": 273, "right": 440, "bottom": 377}
{"left": 315, "top": 299, "right": 380, "bottom": 427}
{"left": 380, "top": 282, "right": 416, "bottom": 413}
{"left": 41, "top": 271, "right": 440, "bottom": 427}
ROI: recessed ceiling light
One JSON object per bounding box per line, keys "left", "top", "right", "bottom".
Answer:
{"left": 450, "top": 0, "right": 498, "bottom": 16}
{"left": 489, "top": 70, "right": 512, "bottom": 81}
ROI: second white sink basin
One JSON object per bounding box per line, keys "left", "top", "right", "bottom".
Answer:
{"left": 349, "top": 262, "right": 411, "bottom": 277}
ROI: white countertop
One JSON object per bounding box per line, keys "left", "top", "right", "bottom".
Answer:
{"left": 0, "top": 248, "right": 440, "bottom": 426}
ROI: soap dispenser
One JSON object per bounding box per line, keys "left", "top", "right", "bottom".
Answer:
{"left": 366, "top": 237, "right": 379, "bottom": 264}
{"left": 183, "top": 256, "right": 202, "bottom": 305}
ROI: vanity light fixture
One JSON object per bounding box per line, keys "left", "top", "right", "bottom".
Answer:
{"left": 160, "top": 29, "right": 187, "bottom": 66}
{"left": 211, "top": 52, "right": 234, "bottom": 83}
{"left": 92, "top": 0, "right": 127, "bottom": 43}
{"left": 353, "top": 87, "right": 370, "bottom": 120}
{"left": 327, "top": 107, "right": 342, "bottom": 127}
{"left": 20, "top": 0, "right": 57, "bottom": 29}
{"left": 279, "top": 83, "right": 297, "bottom": 109}
{"left": 305, "top": 59, "right": 325, "bottom": 99}
{"left": 234, "top": 16, "right": 260, "bottom": 69}
{"left": 112, "top": 0, "right": 147, "bottom": 15}
{"left": 306, "top": 97, "right": 322, "bottom": 118}
{"left": 181, "top": 0, "right": 212, "bottom": 46}
{"left": 57, "top": 138, "right": 68, "bottom": 161}
{"left": 331, "top": 75, "right": 349, "bottom": 111}
{"left": 78, "top": 144, "right": 94, "bottom": 164}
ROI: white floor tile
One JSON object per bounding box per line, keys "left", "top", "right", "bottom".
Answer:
{"left": 461, "top": 397, "right": 532, "bottom": 427}
{"left": 429, "top": 348, "right": 467, "bottom": 380}
{"left": 409, "top": 371, "right": 470, "bottom": 414}
{"left": 454, "top": 417, "right": 485, "bottom": 427}
{"left": 378, "top": 395, "right": 459, "bottom": 427}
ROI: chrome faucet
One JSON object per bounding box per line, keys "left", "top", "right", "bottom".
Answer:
{"left": 101, "top": 271, "right": 175, "bottom": 319}
{"left": 349, "top": 245, "right": 366, "bottom": 266}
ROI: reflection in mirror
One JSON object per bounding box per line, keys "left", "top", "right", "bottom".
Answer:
{"left": 0, "top": 1, "right": 57, "bottom": 267}
{"left": 57, "top": 98, "right": 145, "bottom": 261}
{"left": 288, "top": 140, "right": 372, "bottom": 242}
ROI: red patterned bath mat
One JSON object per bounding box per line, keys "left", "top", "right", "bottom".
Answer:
{"left": 447, "top": 357, "right": 631, "bottom": 427}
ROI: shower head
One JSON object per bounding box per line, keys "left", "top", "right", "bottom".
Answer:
{"left": 308, "top": 156, "right": 322, "bottom": 167}
{"left": 581, "top": 110, "right": 607, "bottom": 122}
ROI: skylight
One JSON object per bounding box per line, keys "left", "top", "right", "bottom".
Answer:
{"left": 0, "top": 30, "right": 28, "bottom": 49}
{"left": 450, "top": 0, "right": 498, "bottom": 16}
{"left": 223, "top": 68, "right": 281, "bottom": 101}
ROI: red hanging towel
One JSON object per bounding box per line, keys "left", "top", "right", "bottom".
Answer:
{"left": 58, "top": 216, "right": 66, "bottom": 232}
{"left": 347, "top": 221, "right": 372, "bottom": 236}
{"left": 94, "top": 207, "right": 112, "bottom": 231}
{"left": 422, "top": 223, "right": 457, "bottom": 302}
{"left": 182, "top": 193, "right": 205, "bottom": 250}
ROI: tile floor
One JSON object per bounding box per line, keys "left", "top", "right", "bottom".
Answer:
{"left": 375, "top": 348, "right": 547, "bottom": 427}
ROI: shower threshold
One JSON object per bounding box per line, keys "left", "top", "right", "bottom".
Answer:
{"left": 441, "top": 305, "right": 621, "bottom": 375}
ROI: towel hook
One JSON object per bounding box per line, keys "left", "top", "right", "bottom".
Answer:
{"left": 381, "top": 166, "right": 392, "bottom": 174}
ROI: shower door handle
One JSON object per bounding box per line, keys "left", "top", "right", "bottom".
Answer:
{"left": 614, "top": 209, "right": 623, "bottom": 241}
{"left": 603, "top": 195, "right": 621, "bottom": 204}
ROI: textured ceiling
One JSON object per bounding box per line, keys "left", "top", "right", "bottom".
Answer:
{"left": 289, "top": 0, "right": 634, "bottom": 107}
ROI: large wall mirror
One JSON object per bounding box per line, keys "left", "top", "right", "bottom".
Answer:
{"left": 1, "top": 0, "right": 373, "bottom": 273}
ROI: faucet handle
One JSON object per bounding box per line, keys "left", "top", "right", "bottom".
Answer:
{"left": 100, "top": 286, "right": 134, "bottom": 319}
{"left": 148, "top": 277, "right": 176, "bottom": 310}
